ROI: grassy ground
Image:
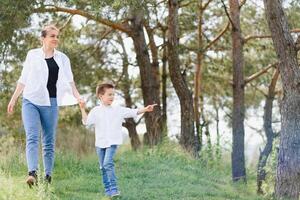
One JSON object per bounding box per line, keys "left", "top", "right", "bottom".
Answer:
{"left": 0, "top": 135, "right": 268, "bottom": 200}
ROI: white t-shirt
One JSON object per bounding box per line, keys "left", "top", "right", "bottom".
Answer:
{"left": 18, "top": 48, "right": 77, "bottom": 106}
{"left": 84, "top": 104, "right": 138, "bottom": 148}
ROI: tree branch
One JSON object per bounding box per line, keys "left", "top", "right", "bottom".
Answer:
{"left": 202, "top": 0, "right": 213, "bottom": 10}
{"left": 244, "top": 29, "right": 300, "bottom": 43}
{"left": 144, "top": 21, "right": 159, "bottom": 66}
{"left": 220, "top": 0, "right": 237, "bottom": 31}
{"left": 244, "top": 62, "right": 278, "bottom": 85}
{"left": 203, "top": 21, "right": 230, "bottom": 52}
{"left": 34, "top": 5, "right": 131, "bottom": 35}
{"left": 59, "top": 15, "right": 74, "bottom": 31}
{"left": 248, "top": 82, "right": 267, "bottom": 96}
{"left": 179, "top": 1, "right": 196, "bottom": 8}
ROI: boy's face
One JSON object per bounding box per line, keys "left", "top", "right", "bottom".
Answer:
{"left": 99, "top": 88, "right": 115, "bottom": 106}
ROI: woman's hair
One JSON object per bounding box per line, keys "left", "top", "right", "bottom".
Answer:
{"left": 96, "top": 82, "right": 115, "bottom": 96}
{"left": 41, "top": 24, "right": 59, "bottom": 37}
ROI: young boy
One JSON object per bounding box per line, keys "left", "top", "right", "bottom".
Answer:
{"left": 79, "top": 82, "right": 156, "bottom": 197}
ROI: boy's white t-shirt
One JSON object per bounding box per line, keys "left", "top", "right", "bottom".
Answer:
{"left": 84, "top": 104, "right": 138, "bottom": 148}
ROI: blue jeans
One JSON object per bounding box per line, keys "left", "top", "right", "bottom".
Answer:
{"left": 96, "top": 145, "right": 118, "bottom": 193}
{"left": 22, "top": 98, "right": 58, "bottom": 176}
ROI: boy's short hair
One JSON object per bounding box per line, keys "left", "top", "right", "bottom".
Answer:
{"left": 96, "top": 82, "right": 115, "bottom": 96}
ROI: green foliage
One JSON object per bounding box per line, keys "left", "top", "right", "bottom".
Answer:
{"left": 0, "top": 0, "right": 37, "bottom": 54}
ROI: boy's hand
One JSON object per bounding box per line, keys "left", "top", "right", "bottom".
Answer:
{"left": 144, "top": 104, "right": 157, "bottom": 112}
{"left": 79, "top": 100, "right": 86, "bottom": 109}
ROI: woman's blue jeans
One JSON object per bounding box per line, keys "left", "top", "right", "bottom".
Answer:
{"left": 96, "top": 145, "right": 118, "bottom": 193}
{"left": 22, "top": 98, "right": 58, "bottom": 176}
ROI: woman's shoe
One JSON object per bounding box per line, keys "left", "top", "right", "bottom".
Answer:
{"left": 45, "top": 174, "right": 52, "bottom": 184}
{"left": 26, "top": 171, "right": 37, "bottom": 188}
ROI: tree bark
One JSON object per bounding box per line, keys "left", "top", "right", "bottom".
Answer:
{"left": 144, "top": 21, "right": 166, "bottom": 137}
{"left": 257, "top": 68, "right": 279, "bottom": 194}
{"left": 117, "top": 34, "right": 141, "bottom": 151}
{"left": 229, "top": 0, "right": 246, "bottom": 182}
{"left": 213, "top": 98, "right": 221, "bottom": 161}
{"left": 264, "top": 0, "right": 300, "bottom": 199}
{"left": 194, "top": 0, "right": 204, "bottom": 153}
{"left": 168, "top": 0, "right": 198, "bottom": 156}
{"left": 161, "top": 28, "right": 168, "bottom": 133}
{"left": 130, "top": 11, "right": 162, "bottom": 146}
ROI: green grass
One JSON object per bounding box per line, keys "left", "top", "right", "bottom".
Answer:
{"left": 0, "top": 137, "right": 268, "bottom": 200}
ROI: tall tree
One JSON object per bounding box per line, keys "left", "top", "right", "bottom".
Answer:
{"left": 161, "top": 26, "right": 168, "bottom": 133}
{"left": 194, "top": 0, "right": 205, "bottom": 152}
{"left": 229, "top": 0, "right": 246, "bottom": 182}
{"left": 168, "top": 0, "right": 198, "bottom": 156}
{"left": 264, "top": 0, "right": 300, "bottom": 199}
{"left": 129, "top": 9, "right": 162, "bottom": 145}
{"left": 116, "top": 33, "right": 141, "bottom": 150}
{"left": 257, "top": 68, "right": 279, "bottom": 194}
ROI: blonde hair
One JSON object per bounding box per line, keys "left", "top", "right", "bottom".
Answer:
{"left": 41, "top": 24, "right": 59, "bottom": 37}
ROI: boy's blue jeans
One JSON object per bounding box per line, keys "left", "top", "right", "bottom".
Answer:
{"left": 22, "top": 98, "right": 58, "bottom": 176}
{"left": 96, "top": 145, "right": 118, "bottom": 194}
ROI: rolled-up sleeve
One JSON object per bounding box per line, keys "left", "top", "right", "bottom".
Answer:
{"left": 18, "top": 52, "right": 31, "bottom": 85}
{"left": 121, "top": 107, "right": 138, "bottom": 119}
{"left": 84, "top": 108, "right": 96, "bottom": 126}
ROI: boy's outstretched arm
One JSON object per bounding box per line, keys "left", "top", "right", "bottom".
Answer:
{"left": 79, "top": 101, "right": 88, "bottom": 125}
{"left": 137, "top": 104, "right": 157, "bottom": 115}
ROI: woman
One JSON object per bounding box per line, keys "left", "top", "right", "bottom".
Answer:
{"left": 7, "top": 24, "right": 83, "bottom": 187}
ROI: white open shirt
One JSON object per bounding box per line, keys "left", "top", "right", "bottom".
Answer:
{"left": 84, "top": 104, "right": 138, "bottom": 148}
{"left": 18, "top": 48, "right": 77, "bottom": 106}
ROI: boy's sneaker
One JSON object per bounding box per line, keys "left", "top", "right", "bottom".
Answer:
{"left": 104, "top": 188, "right": 111, "bottom": 197}
{"left": 45, "top": 175, "right": 52, "bottom": 184}
{"left": 26, "top": 171, "right": 37, "bottom": 188}
{"left": 110, "top": 188, "right": 120, "bottom": 197}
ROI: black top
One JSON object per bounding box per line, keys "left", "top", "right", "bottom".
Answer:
{"left": 45, "top": 57, "right": 59, "bottom": 98}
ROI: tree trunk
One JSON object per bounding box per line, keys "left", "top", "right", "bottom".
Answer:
{"left": 229, "top": 0, "right": 246, "bottom": 182}
{"left": 161, "top": 28, "right": 168, "bottom": 134}
{"left": 214, "top": 100, "right": 221, "bottom": 161}
{"left": 194, "top": 0, "right": 204, "bottom": 153}
{"left": 144, "top": 21, "right": 166, "bottom": 138}
{"left": 123, "top": 119, "right": 141, "bottom": 151}
{"left": 117, "top": 33, "right": 141, "bottom": 151}
{"left": 264, "top": 0, "right": 300, "bottom": 199}
{"left": 168, "top": 0, "right": 198, "bottom": 156}
{"left": 257, "top": 69, "right": 279, "bottom": 194}
{"left": 129, "top": 11, "right": 162, "bottom": 146}
{"left": 202, "top": 109, "right": 212, "bottom": 157}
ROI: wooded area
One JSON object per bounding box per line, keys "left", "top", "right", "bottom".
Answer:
{"left": 1, "top": 0, "right": 300, "bottom": 199}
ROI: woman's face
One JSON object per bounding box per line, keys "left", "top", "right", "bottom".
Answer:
{"left": 42, "top": 29, "right": 59, "bottom": 49}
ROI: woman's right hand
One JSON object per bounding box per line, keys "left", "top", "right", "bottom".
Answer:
{"left": 7, "top": 83, "right": 25, "bottom": 115}
{"left": 7, "top": 99, "right": 16, "bottom": 114}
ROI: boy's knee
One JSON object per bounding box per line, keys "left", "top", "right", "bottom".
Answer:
{"left": 103, "top": 161, "right": 113, "bottom": 170}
